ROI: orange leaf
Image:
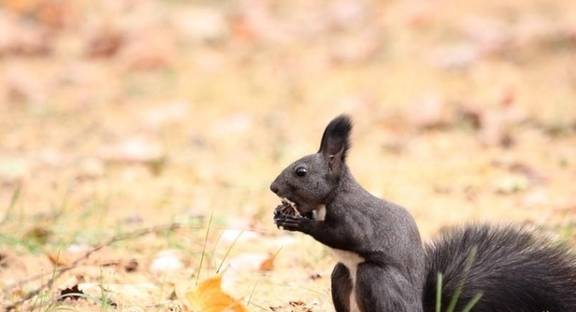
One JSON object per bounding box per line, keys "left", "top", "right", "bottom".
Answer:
{"left": 258, "top": 253, "right": 276, "bottom": 272}
{"left": 186, "top": 276, "right": 247, "bottom": 312}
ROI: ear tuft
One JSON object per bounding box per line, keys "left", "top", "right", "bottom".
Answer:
{"left": 318, "top": 114, "right": 352, "bottom": 161}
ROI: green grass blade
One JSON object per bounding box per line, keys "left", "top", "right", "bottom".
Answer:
{"left": 461, "top": 292, "right": 483, "bottom": 312}
{"left": 436, "top": 273, "right": 443, "bottom": 312}
{"left": 247, "top": 279, "right": 260, "bottom": 306}
{"left": 1, "top": 183, "right": 22, "bottom": 225}
{"left": 216, "top": 230, "right": 243, "bottom": 274}
{"left": 446, "top": 247, "right": 477, "bottom": 312}
{"left": 195, "top": 213, "right": 213, "bottom": 285}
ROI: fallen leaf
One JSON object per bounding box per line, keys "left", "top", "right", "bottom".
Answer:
{"left": 46, "top": 250, "right": 73, "bottom": 267}
{"left": 186, "top": 276, "right": 247, "bottom": 312}
{"left": 258, "top": 253, "right": 276, "bottom": 272}
{"left": 85, "top": 27, "right": 125, "bottom": 58}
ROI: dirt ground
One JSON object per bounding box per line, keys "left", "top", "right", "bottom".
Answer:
{"left": 1, "top": 0, "right": 575, "bottom": 310}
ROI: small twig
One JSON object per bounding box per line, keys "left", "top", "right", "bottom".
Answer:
{"left": 4, "top": 222, "right": 185, "bottom": 311}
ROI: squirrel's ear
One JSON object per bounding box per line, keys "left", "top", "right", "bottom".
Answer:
{"left": 318, "top": 114, "right": 352, "bottom": 171}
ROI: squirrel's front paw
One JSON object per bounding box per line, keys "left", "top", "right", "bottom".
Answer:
{"left": 274, "top": 214, "right": 311, "bottom": 232}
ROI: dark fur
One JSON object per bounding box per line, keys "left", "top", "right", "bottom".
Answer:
{"left": 271, "top": 114, "right": 576, "bottom": 311}
{"left": 423, "top": 225, "right": 576, "bottom": 312}
{"left": 318, "top": 115, "right": 352, "bottom": 161}
{"left": 332, "top": 263, "right": 353, "bottom": 311}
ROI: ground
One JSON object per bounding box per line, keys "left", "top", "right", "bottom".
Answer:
{"left": 0, "top": 0, "right": 575, "bottom": 311}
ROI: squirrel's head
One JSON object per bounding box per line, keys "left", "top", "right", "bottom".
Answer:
{"left": 270, "top": 114, "right": 352, "bottom": 216}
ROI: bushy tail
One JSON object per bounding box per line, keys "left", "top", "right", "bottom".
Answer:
{"left": 422, "top": 225, "right": 576, "bottom": 312}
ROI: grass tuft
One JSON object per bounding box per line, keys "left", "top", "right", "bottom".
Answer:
{"left": 435, "top": 247, "right": 482, "bottom": 312}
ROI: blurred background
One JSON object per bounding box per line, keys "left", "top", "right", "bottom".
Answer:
{"left": 1, "top": 0, "right": 575, "bottom": 310}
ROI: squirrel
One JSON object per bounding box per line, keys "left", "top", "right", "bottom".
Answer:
{"left": 270, "top": 114, "right": 576, "bottom": 312}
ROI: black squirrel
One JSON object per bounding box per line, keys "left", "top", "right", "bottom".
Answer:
{"left": 270, "top": 114, "right": 576, "bottom": 312}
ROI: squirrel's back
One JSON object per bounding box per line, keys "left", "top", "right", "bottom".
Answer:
{"left": 423, "top": 225, "right": 576, "bottom": 312}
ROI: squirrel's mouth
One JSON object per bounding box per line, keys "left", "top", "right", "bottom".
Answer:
{"left": 275, "top": 197, "right": 313, "bottom": 219}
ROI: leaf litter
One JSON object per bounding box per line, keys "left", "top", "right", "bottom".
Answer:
{"left": 1, "top": 0, "right": 576, "bottom": 311}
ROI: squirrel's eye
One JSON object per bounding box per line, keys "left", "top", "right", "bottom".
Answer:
{"left": 295, "top": 167, "right": 308, "bottom": 177}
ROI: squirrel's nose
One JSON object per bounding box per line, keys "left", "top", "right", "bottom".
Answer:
{"left": 270, "top": 183, "right": 279, "bottom": 194}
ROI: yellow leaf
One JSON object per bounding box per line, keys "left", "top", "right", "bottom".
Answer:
{"left": 186, "top": 276, "right": 247, "bottom": 312}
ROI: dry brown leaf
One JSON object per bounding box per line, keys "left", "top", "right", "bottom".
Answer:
{"left": 186, "top": 276, "right": 247, "bottom": 312}
{"left": 85, "top": 28, "right": 125, "bottom": 58}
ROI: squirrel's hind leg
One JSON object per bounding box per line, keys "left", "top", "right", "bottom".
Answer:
{"left": 331, "top": 263, "right": 353, "bottom": 312}
{"left": 355, "top": 262, "right": 423, "bottom": 312}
